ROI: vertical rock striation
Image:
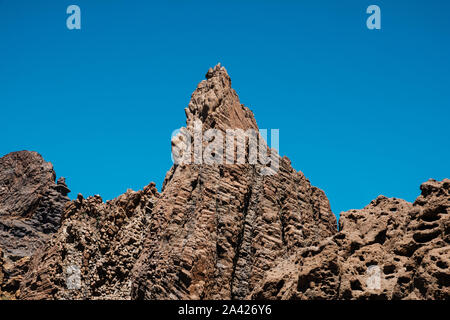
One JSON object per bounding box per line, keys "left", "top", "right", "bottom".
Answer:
{"left": 1, "top": 66, "right": 448, "bottom": 300}
{"left": 18, "top": 184, "right": 159, "bottom": 300}
{"left": 0, "top": 151, "right": 70, "bottom": 297}
{"left": 251, "top": 179, "right": 449, "bottom": 299}
{"left": 131, "top": 64, "right": 337, "bottom": 299}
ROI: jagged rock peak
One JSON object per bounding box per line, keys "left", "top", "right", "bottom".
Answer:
{"left": 0, "top": 150, "right": 70, "bottom": 227}
{"left": 185, "top": 64, "right": 258, "bottom": 132}
{"left": 205, "top": 63, "right": 230, "bottom": 81}
{"left": 0, "top": 151, "right": 56, "bottom": 216}
{"left": 131, "top": 66, "right": 337, "bottom": 300}
{"left": 416, "top": 178, "right": 449, "bottom": 200}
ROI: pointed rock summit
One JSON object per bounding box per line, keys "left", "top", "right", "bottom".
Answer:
{"left": 185, "top": 63, "right": 258, "bottom": 131}
{"left": 131, "top": 65, "right": 337, "bottom": 299}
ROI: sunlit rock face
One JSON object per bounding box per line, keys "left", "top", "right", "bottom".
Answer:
{"left": 251, "top": 179, "right": 449, "bottom": 300}
{"left": 130, "top": 64, "right": 337, "bottom": 299}
{"left": 2, "top": 66, "right": 448, "bottom": 300}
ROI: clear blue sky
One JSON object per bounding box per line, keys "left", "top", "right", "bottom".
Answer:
{"left": 1, "top": 0, "right": 449, "bottom": 219}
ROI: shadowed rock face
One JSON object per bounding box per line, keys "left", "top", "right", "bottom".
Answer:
{"left": 250, "top": 179, "right": 450, "bottom": 300}
{"left": 130, "top": 64, "right": 337, "bottom": 299}
{"left": 1, "top": 66, "right": 449, "bottom": 300}
{"left": 0, "top": 151, "right": 70, "bottom": 297}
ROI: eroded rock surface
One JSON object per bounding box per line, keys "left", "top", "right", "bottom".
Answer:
{"left": 130, "top": 64, "right": 337, "bottom": 299}
{"left": 18, "top": 184, "right": 159, "bottom": 300}
{"left": 251, "top": 179, "right": 450, "bottom": 300}
{"left": 0, "top": 151, "right": 70, "bottom": 297}
{"left": 1, "top": 66, "right": 448, "bottom": 300}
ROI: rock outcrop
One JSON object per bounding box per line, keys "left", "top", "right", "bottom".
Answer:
{"left": 130, "top": 64, "right": 337, "bottom": 299}
{"left": 251, "top": 179, "right": 450, "bottom": 300}
{"left": 0, "top": 151, "right": 70, "bottom": 297}
{"left": 18, "top": 184, "right": 159, "bottom": 300}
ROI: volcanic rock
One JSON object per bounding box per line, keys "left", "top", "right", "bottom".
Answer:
{"left": 0, "top": 151, "right": 70, "bottom": 297}
{"left": 18, "top": 184, "right": 159, "bottom": 299}
{"left": 130, "top": 64, "right": 337, "bottom": 299}
{"left": 250, "top": 179, "right": 450, "bottom": 299}
{"left": 2, "top": 65, "right": 448, "bottom": 300}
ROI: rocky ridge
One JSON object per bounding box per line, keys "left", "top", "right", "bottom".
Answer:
{"left": 251, "top": 179, "right": 449, "bottom": 299}
{"left": 0, "top": 65, "right": 448, "bottom": 300}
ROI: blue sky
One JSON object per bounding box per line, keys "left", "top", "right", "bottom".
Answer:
{"left": 1, "top": 0, "right": 449, "bottom": 219}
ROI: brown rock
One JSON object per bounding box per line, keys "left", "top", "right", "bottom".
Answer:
{"left": 186, "top": 63, "right": 258, "bottom": 132}
{"left": 251, "top": 179, "right": 450, "bottom": 300}
{"left": 18, "top": 183, "right": 159, "bottom": 300}
{"left": 3, "top": 66, "right": 448, "bottom": 301}
{"left": 0, "top": 151, "right": 70, "bottom": 297}
{"left": 130, "top": 64, "right": 337, "bottom": 299}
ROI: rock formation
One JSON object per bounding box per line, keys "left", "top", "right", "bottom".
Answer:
{"left": 18, "top": 184, "right": 159, "bottom": 299}
{"left": 251, "top": 179, "right": 449, "bottom": 299}
{"left": 130, "top": 64, "right": 337, "bottom": 299}
{"left": 0, "top": 151, "right": 70, "bottom": 298}
{"left": 0, "top": 65, "right": 448, "bottom": 300}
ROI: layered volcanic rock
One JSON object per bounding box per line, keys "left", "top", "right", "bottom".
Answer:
{"left": 130, "top": 64, "right": 337, "bottom": 299}
{"left": 0, "top": 151, "right": 70, "bottom": 297}
{"left": 1, "top": 65, "right": 448, "bottom": 300}
{"left": 18, "top": 184, "right": 159, "bottom": 300}
{"left": 251, "top": 179, "right": 450, "bottom": 299}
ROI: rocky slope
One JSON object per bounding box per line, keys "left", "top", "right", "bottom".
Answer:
{"left": 1, "top": 65, "right": 448, "bottom": 300}
{"left": 0, "top": 151, "right": 70, "bottom": 298}
{"left": 251, "top": 179, "right": 449, "bottom": 299}
{"left": 18, "top": 185, "right": 159, "bottom": 299}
